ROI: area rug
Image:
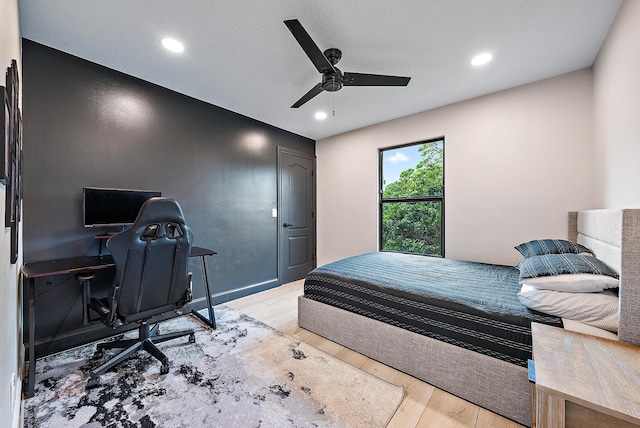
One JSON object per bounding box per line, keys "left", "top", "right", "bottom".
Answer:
{"left": 23, "top": 305, "right": 404, "bottom": 427}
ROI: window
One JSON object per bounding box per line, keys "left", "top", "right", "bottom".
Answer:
{"left": 379, "top": 138, "right": 444, "bottom": 256}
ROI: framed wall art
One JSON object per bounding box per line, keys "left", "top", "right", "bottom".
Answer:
{"left": 5, "top": 59, "right": 21, "bottom": 263}
{"left": 1, "top": 86, "right": 9, "bottom": 184}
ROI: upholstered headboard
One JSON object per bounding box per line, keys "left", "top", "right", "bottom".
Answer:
{"left": 569, "top": 209, "right": 640, "bottom": 345}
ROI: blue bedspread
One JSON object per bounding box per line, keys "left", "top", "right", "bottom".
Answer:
{"left": 304, "top": 252, "right": 562, "bottom": 367}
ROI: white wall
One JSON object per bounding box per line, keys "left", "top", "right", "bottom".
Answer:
{"left": 593, "top": 0, "right": 640, "bottom": 209}
{"left": 317, "top": 69, "right": 594, "bottom": 266}
{"left": 0, "top": 0, "right": 22, "bottom": 425}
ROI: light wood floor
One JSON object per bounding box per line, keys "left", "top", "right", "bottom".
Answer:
{"left": 226, "top": 280, "right": 525, "bottom": 428}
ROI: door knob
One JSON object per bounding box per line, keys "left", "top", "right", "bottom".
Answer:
{"left": 283, "top": 223, "right": 293, "bottom": 227}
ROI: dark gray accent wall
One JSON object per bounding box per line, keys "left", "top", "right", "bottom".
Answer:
{"left": 22, "top": 40, "right": 314, "bottom": 356}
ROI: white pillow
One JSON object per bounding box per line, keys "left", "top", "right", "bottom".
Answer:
{"left": 521, "top": 273, "right": 619, "bottom": 293}
{"left": 517, "top": 284, "right": 619, "bottom": 332}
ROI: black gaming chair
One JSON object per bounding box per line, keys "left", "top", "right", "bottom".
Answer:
{"left": 87, "top": 197, "right": 195, "bottom": 387}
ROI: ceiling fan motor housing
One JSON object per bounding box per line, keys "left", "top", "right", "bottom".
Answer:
{"left": 323, "top": 68, "right": 344, "bottom": 92}
{"left": 322, "top": 48, "right": 344, "bottom": 92}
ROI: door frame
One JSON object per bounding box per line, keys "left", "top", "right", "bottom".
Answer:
{"left": 277, "top": 146, "right": 317, "bottom": 285}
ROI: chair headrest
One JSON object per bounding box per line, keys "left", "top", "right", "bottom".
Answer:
{"left": 134, "top": 197, "right": 186, "bottom": 226}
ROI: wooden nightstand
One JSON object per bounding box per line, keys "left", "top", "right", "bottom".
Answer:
{"left": 531, "top": 322, "right": 640, "bottom": 428}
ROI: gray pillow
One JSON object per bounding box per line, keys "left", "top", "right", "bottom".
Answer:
{"left": 515, "top": 239, "right": 594, "bottom": 258}
{"left": 518, "top": 253, "right": 618, "bottom": 280}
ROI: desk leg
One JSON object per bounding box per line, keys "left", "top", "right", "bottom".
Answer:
{"left": 27, "top": 277, "right": 36, "bottom": 398}
{"left": 82, "top": 280, "right": 90, "bottom": 325}
{"left": 191, "top": 255, "right": 216, "bottom": 329}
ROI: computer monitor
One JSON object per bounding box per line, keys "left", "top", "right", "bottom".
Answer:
{"left": 83, "top": 187, "right": 162, "bottom": 227}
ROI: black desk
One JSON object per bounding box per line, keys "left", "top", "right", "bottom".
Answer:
{"left": 22, "top": 246, "right": 216, "bottom": 398}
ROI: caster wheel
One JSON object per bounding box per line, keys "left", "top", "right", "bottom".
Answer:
{"left": 160, "top": 364, "right": 169, "bottom": 375}
{"left": 188, "top": 333, "right": 196, "bottom": 344}
{"left": 87, "top": 377, "right": 100, "bottom": 388}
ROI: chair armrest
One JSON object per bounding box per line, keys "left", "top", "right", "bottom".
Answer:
{"left": 186, "top": 272, "right": 193, "bottom": 304}
{"left": 108, "top": 285, "right": 121, "bottom": 327}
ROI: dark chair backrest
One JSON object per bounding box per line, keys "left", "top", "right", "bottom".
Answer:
{"left": 106, "top": 197, "right": 193, "bottom": 324}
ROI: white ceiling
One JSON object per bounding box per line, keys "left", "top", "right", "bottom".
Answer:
{"left": 19, "top": 0, "right": 621, "bottom": 140}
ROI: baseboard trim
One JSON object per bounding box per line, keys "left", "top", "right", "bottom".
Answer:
{"left": 12, "top": 373, "right": 22, "bottom": 428}
{"left": 192, "top": 278, "right": 280, "bottom": 306}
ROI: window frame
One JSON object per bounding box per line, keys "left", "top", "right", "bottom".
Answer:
{"left": 378, "top": 137, "right": 445, "bottom": 257}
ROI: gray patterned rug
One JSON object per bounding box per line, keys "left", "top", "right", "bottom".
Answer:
{"left": 23, "top": 305, "right": 403, "bottom": 427}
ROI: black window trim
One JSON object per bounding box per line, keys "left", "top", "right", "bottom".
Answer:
{"left": 378, "top": 136, "right": 445, "bottom": 257}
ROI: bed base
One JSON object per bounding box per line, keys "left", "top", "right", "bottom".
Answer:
{"left": 299, "top": 295, "right": 532, "bottom": 426}
{"left": 299, "top": 208, "right": 640, "bottom": 428}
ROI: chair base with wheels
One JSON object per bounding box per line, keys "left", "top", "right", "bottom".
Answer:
{"left": 87, "top": 321, "right": 195, "bottom": 388}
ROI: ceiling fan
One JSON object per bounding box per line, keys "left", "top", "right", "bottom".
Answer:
{"left": 284, "top": 19, "right": 411, "bottom": 108}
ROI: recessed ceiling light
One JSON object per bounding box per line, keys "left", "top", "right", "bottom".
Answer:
{"left": 162, "top": 38, "right": 184, "bottom": 53}
{"left": 471, "top": 53, "right": 492, "bottom": 66}
{"left": 315, "top": 111, "right": 327, "bottom": 120}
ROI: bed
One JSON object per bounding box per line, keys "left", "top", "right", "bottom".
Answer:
{"left": 298, "top": 209, "right": 640, "bottom": 427}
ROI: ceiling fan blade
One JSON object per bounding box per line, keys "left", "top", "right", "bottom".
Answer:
{"left": 343, "top": 72, "right": 411, "bottom": 87}
{"left": 284, "top": 19, "right": 336, "bottom": 74}
{"left": 291, "top": 83, "right": 324, "bottom": 108}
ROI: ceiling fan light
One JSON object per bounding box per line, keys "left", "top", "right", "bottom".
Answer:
{"left": 471, "top": 53, "right": 492, "bottom": 66}
{"left": 162, "top": 38, "right": 184, "bottom": 53}
{"left": 315, "top": 111, "right": 328, "bottom": 120}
